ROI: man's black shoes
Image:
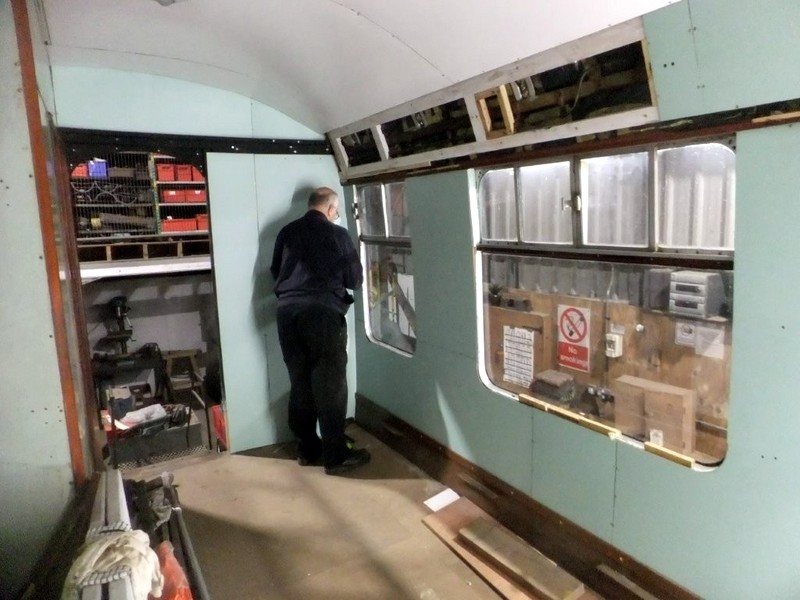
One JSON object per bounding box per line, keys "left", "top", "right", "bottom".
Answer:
{"left": 324, "top": 448, "right": 371, "bottom": 475}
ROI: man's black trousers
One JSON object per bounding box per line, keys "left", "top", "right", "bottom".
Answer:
{"left": 276, "top": 303, "right": 349, "bottom": 467}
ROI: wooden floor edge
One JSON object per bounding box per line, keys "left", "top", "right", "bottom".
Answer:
{"left": 355, "top": 392, "right": 701, "bottom": 600}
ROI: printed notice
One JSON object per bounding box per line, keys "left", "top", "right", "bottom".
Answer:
{"left": 557, "top": 304, "right": 591, "bottom": 373}
{"left": 503, "top": 326, "right": 535, "bottom": 386}
{"left": 695, "top": 323, "right": 725, "bottom": 359}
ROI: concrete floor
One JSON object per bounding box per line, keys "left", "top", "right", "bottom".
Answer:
{"left": 127, "top": 425, "right": 500, "bottom": 600}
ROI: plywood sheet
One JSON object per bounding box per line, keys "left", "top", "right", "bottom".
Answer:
{"left": 423, "top": 497, "right": 598, "bottom": 600}
{"left": 458, "top": 517, "right": 585, "bottom": 600}
{"left": 423, "top": 498, "right": 532, "bottom": 600}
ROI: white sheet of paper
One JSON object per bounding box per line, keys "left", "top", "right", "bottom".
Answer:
{"left": 503, "top": 326, "right": 534, "bottom": 386}
{"left": 695, "top": 323, "right": 725, "bottom": 359}
{"left": 424, "top": 488, "right": 460, "bottom": 512}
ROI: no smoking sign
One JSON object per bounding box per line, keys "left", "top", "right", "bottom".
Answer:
{"left": 557, "top": 305, "right": 590, "bottom": 372}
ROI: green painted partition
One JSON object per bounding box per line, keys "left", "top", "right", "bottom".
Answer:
{"left": 208, "top": 152, "right": 353, "bottom": 452}
{"left": 645, "top": 0, "right": 800, "bottom": 121}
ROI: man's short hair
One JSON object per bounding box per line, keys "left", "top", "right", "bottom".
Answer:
{"left": 308, "top": 187, "right": 338, "bottom": 209}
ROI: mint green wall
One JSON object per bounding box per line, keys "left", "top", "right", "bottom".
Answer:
{"left": 0, "top": 3, "right": 73, "bottom": 597}
{"left": 355, "top": 2, "right": 800, "bottom": 596}
{"left": 208, "top": 153, "right": 354, "bottom": 452}
{"left": 645, "top": 0, "right": 800, "bottom": 121}
{"left": 355, "top": 129, "right": 800, "bottom": 599}
{"left": 52, "top": 66, "right": 323, "bottom": 139}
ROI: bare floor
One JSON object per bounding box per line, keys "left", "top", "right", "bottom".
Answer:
{"left": 126, "top": 425, "right": 500, "bottom": 600}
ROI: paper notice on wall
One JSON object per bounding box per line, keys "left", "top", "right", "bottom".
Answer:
{"left": 695, "top": 323, "right": 725, "bottom": 359}
{"left": 503, "top": 326, "right": 534, "bottom": 387}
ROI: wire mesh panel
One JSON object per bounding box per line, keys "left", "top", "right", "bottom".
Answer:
{"left": 69, "top": 151, "right": 210, "bottom": 263}
{"left": 71, "top": 152, "right": 156, "bottom": 240}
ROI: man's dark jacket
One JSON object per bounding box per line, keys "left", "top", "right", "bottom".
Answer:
{"left": 270, "top": 209, "right": 363, "bottom": 314}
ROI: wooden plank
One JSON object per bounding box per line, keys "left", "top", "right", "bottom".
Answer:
{"left": 496, "top": 85, "right": 516, "bottom": 135}
{"left": 458, "top": 517, "right": 585, "bottom": 600}
{"left": 422, "top": 498, "right": 535, "bottom": 600}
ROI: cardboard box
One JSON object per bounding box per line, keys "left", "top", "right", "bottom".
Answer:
{"left": 161, "top": 218, "right": 197, "bottom": 232}
{"left": 157, "top": 163, "right": 176, "bottom": 181}
{"left": 160, "top": 189, "right": 188, "bottom": 203}
{"left": 611, "top": 375, "right": 695, "bottom": 453}
{"left": 185, "top": 189, "right": 207, "bottom": 203}
{"left": 176, "top": 164, "right": 193, "bottom": 181}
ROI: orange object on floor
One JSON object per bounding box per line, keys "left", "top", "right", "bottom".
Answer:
{"left": 150, "top": 541, "right": 193, "bottom": 600}
{"left": 211, "top": 404, "right": 228, "bottom": 450}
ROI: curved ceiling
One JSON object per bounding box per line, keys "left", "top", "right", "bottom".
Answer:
{"left": 41, "top": 0, "right": 675, "bottom": 134}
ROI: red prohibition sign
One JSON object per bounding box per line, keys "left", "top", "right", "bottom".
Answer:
{"left": 560, "top": 308, "right": 587, "bottom": 343}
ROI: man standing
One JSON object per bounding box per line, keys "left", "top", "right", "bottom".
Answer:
{"left": 270, "top": 187, "right": 370, "bottom": 474}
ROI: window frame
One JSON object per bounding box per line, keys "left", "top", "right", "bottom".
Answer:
{"left": 475, "top": 134, "right": 736, "bottom": 468}
{"left": 353, "top": 181, "right": 417, "bottom": 357}
{"left": 477, "top": 135, "right": 736, "bottom": 260}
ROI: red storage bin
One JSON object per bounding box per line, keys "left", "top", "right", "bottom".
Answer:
{"left": 176, "top": 164, "right": 193, "bottom": 181}
{"left": 211, "top": 404, "right": 227, "bottom": 451}
{"left": 160, "top": 189, "right": 188, "bottom": 203}
{"left": 196, "top": 214, "right": 209, "bottom": 231}
{"left": 161, "top": 218, "right": 197, "bottom": 232}
{"left": 185, "top": 189, "right": 207, "bottom": 203}
{"left": 157, "top": 163, "right": 176, "bottom": 181}
{"left": 71, "top": 163, "right": 89, "bottom": 178}
{"left": 191, "top": 166, "right": 205, "bottom": 182}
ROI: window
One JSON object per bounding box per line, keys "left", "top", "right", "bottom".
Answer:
{"left": 355, "top": 182, "right": 416, "bottom": 355}
{"left": 477, "top": 139, "right": 736, "bottom": 466}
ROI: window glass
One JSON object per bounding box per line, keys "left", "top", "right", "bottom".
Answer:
{"left": 479, "top": 168, "right": 517, "bottom": 241}
{"left": 657, "top": 143, "right": 735, "bottom": 251}
{"left": 385, "top": 182, "right": 410, "bottom": 238}
{"left": 519, "top": 161, "right": 573, "bottom": 244}
{"left": 580, "top": 152, "right": 648, "bottom": 247}
{"left": 356, "top": 181, "right": 416, "bottom": 356}
{"left": 480, "top": 252, "right": 731, "bottom": 465}
{"left": 365, "top": 244, "right": 416, "bottom": 354}
{"left": 356, "top": 184, "right": 387, "bottom": 237}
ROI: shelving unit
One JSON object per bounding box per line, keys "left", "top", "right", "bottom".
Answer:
{"left": 69, "top": 151, "right": 211, "bottom": 275}
{"left": 151, "top": 154, "right": 209, "bottom": 235}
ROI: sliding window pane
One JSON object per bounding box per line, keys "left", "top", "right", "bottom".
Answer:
{"left": 479, "top": 168, "right": 517, "bottom": 241}
{"left": 657, "top": 143, "right": 735, "bottom": 251}
{"left": 356, "top": 184, "right": 386, "bottom": 237}
{"left": 385, "top": 182, "right": 410, "bottom": 238}
{"left": 581, "top": 152, "right": 648, "bottom": 247}
{"left": 519, "top": 161, "right": 573, "bottom": 244}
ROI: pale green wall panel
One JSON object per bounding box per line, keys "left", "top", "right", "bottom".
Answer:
{"left": 646, "top": 0, "right": 800, "bottom": 121}
{"left": 52, "top": 66, "right": 320, "bottom": 138}
{"left": 207, "top": 153, "right": 270, "bottom": 452}
{"left": 252, "top": 154, "right": 357, "bottom": 435}
{"left": 0, "top": 5, "right": 73, "bottom": 597}
{"left": 354, "top": 170, "right": 534, "bottom": 491}
{"left": 643, "top": 2, "right": 704, "bottom": 120}
{"left": 250, "top": 102, "right": 323, "bottom": 139}
{"left": 530, "top": 413, "right": 615, "bottom": 539}
{"left": 612, "top": 124, "right": 800, "bottom": 599}
{"left": 209, "top": 152, "right": 349, "bottom": 452}
{"left": 406, "top": 172, "right": 479, "bottom": 355}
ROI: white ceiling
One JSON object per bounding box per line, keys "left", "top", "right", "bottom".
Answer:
{"left": 41, "top": 0, "right": 675, "bottom": 134}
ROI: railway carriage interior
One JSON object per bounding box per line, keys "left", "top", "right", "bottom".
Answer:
{"left": 3, "top": 0, "right": 800, "bottom": 599}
